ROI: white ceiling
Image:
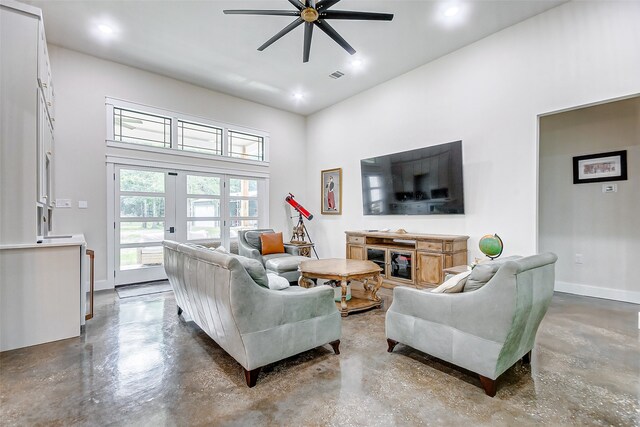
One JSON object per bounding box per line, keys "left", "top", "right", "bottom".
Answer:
{"left": 27, "top": 0, "right": 566, "bottom": 115}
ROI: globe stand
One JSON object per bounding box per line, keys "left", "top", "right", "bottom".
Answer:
{"left": 480, "top": 233, "right": 504, "bottom": 260}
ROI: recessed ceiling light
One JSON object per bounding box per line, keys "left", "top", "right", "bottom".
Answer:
{"left": 443, "top": 5, "right": 460, "bottom": 17}
{"left": 98, "top": 24, "right": 113, "bottom": 34}
{"left": 293, "top": 92, "right": 304, "bottom": 100}
{"left": 351, "top": 59, "right": 363, "bottom": 68}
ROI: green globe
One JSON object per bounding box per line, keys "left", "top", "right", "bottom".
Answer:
{"left": 479, "top": 234, "right": 504, "bottom": 259}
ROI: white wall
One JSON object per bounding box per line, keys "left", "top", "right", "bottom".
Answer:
{"left": 305, "top": 1, "right": 640, "bottom": 269}
{"left": 48, "top": 46, "right": 307, "bottom": 288}
{"left": 539, "top": 97, "right": 639, "bottom": 303}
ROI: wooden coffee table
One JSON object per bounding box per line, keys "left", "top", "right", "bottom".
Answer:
{"left": 298, "top": 258, "right": 383, "bottom": 317}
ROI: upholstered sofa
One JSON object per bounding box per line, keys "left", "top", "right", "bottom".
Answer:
{"left": 163, "top": 240, "right": 341, "bottom": 387}
{"left": 238, "top": 228, "right": 308, "bottom": 282}
{"left": 386, "top": 253, "right": 557, "bottom": 396}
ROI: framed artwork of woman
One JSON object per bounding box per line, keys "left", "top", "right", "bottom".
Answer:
{"left": 321, "top": 168, "right": 342, "bottom": 215}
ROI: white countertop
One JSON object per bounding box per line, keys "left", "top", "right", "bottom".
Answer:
{"left": 0, "top": 234, "right": 86, "bottom": 250}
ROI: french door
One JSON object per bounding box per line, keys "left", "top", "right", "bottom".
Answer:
{"left": 114, "top": 165, "right": 264, "bottom": 285}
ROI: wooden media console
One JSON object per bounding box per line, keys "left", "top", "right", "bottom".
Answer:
{"left": 345, "top": 230, "right": 469, "bottom": 288}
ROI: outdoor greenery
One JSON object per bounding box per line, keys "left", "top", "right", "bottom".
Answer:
{"left": 187, "top": 175, "right": 220, "bottom": 195}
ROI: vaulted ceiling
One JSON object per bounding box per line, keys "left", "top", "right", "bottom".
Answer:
{"left": 28, "top": 0, "right": 566, "bottom": 115}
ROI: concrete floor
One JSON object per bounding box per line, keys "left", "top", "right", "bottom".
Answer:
{"left": 1, "top": 288, "right": 638, "bottom": 426}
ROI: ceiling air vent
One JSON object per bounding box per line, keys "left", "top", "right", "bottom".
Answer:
{"left": 329, "top": 71, "right": 345, "bottom": 79}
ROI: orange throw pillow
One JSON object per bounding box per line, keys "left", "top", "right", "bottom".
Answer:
{"left": 260, "top": 232, "right": 285, "bottom": 255}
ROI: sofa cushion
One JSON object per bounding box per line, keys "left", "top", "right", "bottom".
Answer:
{"left": 463, "top": 256, "right": 522, "bottom": 292}
{"left": 245, "top": 230, "right": 273, "bottom": 251}
{"left": 265, "top": 255, "right": 308, "bottom": 274}
{"left": 431, "top": 270, "right": 471, "bottom": 293}
{"left": 267, "top": 273, "right": 290, "bottom": 290}
{"left": 232, "top": 254, "right": 269, "bottom": 288}
{"left": 261, "top": 232, "right": 285, "bottom": 255}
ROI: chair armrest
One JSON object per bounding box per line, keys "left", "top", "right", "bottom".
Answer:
{"left": 232, "top": 279, "right": 338, "bottom": 335}
{"left": 283, "top": 243, "right": 299, "bottom": 256}
{"left": 279, "top": 285, "right": 337, "bottom": 321}
{"left": 242, "top": 247, "right": 263, "bottom": 263}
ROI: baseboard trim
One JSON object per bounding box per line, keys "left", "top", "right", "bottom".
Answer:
{"left": 555, "top": 281, "right": 640, "bottom": 304}
{"left": 95, "top": 280, "right": 112, "bottom": 291}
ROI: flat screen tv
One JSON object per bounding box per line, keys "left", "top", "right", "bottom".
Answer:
{"left": 360, "top": 141, "right": 464, "bottom": 215}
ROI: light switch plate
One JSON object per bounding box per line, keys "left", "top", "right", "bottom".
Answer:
{"left": 602, "top": 184, "right": 617, "bottom": 193}
{"left": 78, "top": 200, "right": 88, "bottom": 209}
{"left": 55, "top": 199, "right": 71, "bottom": 208}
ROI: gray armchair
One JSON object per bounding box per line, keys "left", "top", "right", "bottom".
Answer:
{"left": 163, "top": 240, "right": 341, "bottom": 387}
{"left": 238, "top": 228, "right": 308, "bottom": 282}
{"left": 385, "top": 253, "right": 557, "bottom": 396}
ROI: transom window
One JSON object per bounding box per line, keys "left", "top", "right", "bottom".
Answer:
{"left": 178, "top": 120, "right": 222, "bottom": 155}
{"left": 107, "top": 98, "right": 269, "bottom": 163}
{"left": 228, "top": 131, "right": 264, "bottom": 161}
{"left": 113, "top": 108, "right": 171, "bottom": 148}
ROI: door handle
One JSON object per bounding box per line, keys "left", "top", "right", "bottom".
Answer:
{"left": 85, "top": 249, "right": 94, "bottom": 321}
{"left": 167, "top": 227, "right": 175, "bottom": 233}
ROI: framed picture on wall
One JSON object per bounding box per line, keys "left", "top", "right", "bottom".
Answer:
{"left": 321, "top": 168, "right": 342, "bottom": 215}
{"left": 573, "top": 150, "right": 627, "bottom": 184}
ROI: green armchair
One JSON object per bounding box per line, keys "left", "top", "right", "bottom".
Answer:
{"left": 385, "top": 253, "right": 557, "bottom": 396}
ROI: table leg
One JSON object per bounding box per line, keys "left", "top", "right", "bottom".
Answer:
{"left": 340, "top": 278, "right": 348, "bottom": 317}
{"left": 298, "top": 275, "right": 313, "bottom": 288}
{"left": 371, "top": 273, "right": 383, "bottom": 302}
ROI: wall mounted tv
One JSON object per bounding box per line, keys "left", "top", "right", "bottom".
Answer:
{"left": 360, "top": 141, "right": 464, "bottom": 215}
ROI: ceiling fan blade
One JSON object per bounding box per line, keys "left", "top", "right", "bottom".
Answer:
{"left": 288, "top": 0, "right": 305, "bottom": 10}
{"left": 315, "top": 20, "right": 355, "bottom": 55}
{"left": 223, "top": 10, "right": 300, "bottom": 17}
{"left": 258, "top": 17, "right": 304, "bottom": 51}
{"left": 316, "top": 0, "right": 341, "bottom": 11}
{"left": 321, "top": 10, "right": 394, "bottom": 21}
{"left": 303, "top": 22, "right": 314, "bottom": 63}
{"left": 307, "top": 0, "right": 316, "bottom": 8}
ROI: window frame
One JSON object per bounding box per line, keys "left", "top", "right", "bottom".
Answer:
{"left": 106, "top": 97, "right": 270, "bottom": 165}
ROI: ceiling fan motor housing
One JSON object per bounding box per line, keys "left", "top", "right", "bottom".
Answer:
{"left": 301, "top": 8, "right": 319, "bottom": 22}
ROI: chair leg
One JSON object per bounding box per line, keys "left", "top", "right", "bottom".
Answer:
{"left": 177, "top": 306, "right": 183, "bottom": 316}
{"left": 387, "top": 338, "right": 399, "bottom": 353}
{"left": 479, "top": 375, "right": 497, "bottom": 397}
{"left": 329, "top": 340, "right": 340, "bottom": 355}
{"left": 522, "top": 350, "right": 531, "bottom": 364}
{"left": 243, "top": 367, "right": 261, "bottom": 388}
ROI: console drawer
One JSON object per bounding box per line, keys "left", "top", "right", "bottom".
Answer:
{"left": 348, "top": 236, "right": 365, "bottom": 245}
{"left": 417, "top": 240, "right": 443, "bottom": 252}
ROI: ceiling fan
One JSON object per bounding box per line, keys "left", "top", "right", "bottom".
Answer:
{"left": 223, "top": 0, "right": 394, "bottom": 63}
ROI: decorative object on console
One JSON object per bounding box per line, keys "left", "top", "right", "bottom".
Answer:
{"left": 285, "top": 193, "right": 319, "bottom": 258}
{"left": 573, "top": 150, "right": 627, "bottom": 184}
{"left": 479, "top": 234, "right": 504, "bottom": 260}
{"left": 321, "top": 168, "right": 342, "bottom": 215}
